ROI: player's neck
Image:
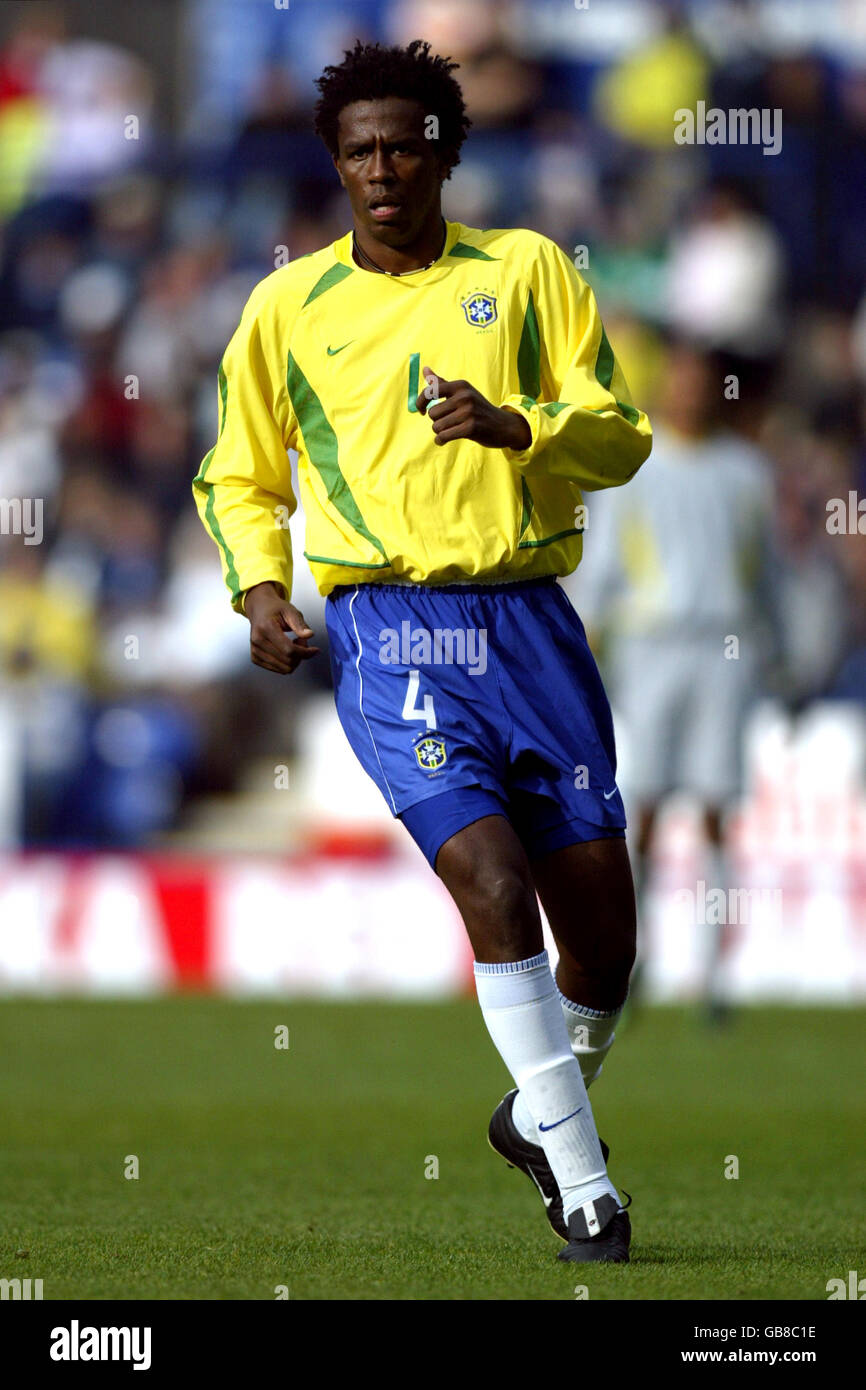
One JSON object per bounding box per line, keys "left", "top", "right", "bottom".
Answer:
{"left": 351, "top": 214, "right": 447, "bottom": 276}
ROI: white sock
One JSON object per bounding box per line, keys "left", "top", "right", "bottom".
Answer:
{"left": 474, "top": 950, "right": 619, "bottom": 1222}
{"left": 512, "top": 990, "right": 626, "bottom": 1138}
{"left": 559, "top": 988, "right": 625, "bottom": 1086}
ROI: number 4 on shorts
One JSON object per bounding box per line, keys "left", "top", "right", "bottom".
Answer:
{"left": 402, "top": 670, "right": 437, "bottom": 731}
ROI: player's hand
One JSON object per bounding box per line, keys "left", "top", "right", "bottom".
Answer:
{"left": 243, "top": 582, "right": 321, "bottom": 675}
{"left": 416, "top": 366, "right": 532, "bottom": 450}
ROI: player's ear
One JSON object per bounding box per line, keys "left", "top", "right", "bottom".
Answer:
{"left": 331, "top": 154, "right": 346, "bottom": 188}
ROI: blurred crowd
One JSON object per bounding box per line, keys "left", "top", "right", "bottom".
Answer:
{"left": 0, "top": 0, "right": 864, "bottom": 849}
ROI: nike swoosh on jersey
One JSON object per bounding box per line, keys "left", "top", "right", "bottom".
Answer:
{"left": 538, "top": 1106, "right": 583, "bottom": 1132}
{"left": 603, "top": 787, "right": 618, "bottom": 799}
{"left": 326, "top": 341, "right": 355, "bottom": 355}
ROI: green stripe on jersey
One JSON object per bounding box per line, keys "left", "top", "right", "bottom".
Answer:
{"left": 217, "top": 360, "right": 228, "bottom": 433}
{"left": 517, "top": 289, "right": 541, "bottom": 401}
{"left": 514, "top": 293, "right": 539, "bottom": 540}
{"left": 592, "top": 325, "right": 640, "bottom": 425}
{"left": 590, "top": 402, "right": 642, "bottom": 427}
{"left": 519, "top": 476, "right": 533, "bottom": 539}
{"left": 304, "top": 553, "right": 391, "bottom": 570}
{"left": 302, "top": 262, "right": 354, "bottom": 308}
{"left": 449, "top": 242, "right": 498, "bottom": 261}
{"left": 594, "top": 324, "right": 615, "bottom": 392}
{"left": 193, "top": 359, "right": 229, "bottom": 487}
{"left": 613, "top": 399, "right": 640, "bottom": 426}
{"left": 205, "top": 486, "right": 240, "bottom": 598}
{"left": 518, "top": 526, "right": 581, "bottom": 549}
{"left": 407, "top": 352, "right": 421, "bottom": 413}
{"left": 193, "top": 357, "right": 239, "bottom": 594}
{"left": 286, "top": 351, "right": 388, "bottom": 561}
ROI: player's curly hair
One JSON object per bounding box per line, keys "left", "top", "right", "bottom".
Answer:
{"left": 313, "top": 38, "right": 471, "bottom": 179}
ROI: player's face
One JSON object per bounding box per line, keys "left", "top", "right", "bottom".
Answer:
{"left": 332, "top": 97, "right": 446, "bottom": 246}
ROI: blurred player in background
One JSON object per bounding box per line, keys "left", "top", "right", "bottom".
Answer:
{"left": 194, "top": 39, "right": 652, "bottom": 1265}
{"left": 572, "top": 340, "right": 775, "bottom": 1018}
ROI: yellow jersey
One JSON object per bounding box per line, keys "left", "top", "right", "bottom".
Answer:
{"left": 193, "top": 219, "right": 652, "bottom": 610}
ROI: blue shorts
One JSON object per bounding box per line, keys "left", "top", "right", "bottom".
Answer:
{"left": 325, "top": 577, "right": 626, "bottom": 870}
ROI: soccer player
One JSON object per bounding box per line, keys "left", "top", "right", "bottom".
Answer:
{"left": 193, "top": 40, "right": 652, "bottom": 1264}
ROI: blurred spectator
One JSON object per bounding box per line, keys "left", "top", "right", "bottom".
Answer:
{"left": 666, "top": 178, "right": 785, "bottom": 354}
{"left": 389, "top": 0, "right": 541, "bottom": 130}
{"left": 183, "top": 0, "right": 385, "bottom": 141}
{"left": 593, "top": 4, "right": 710, "bottom": 149}
{"left": 0, "top": 3, "right": 65, "bottom": 215}
{"left": 37, "top": 40, "right": 154, "bottom": 194}
{"left": 568, "top": 341, "right": 777, "bottom": 1012}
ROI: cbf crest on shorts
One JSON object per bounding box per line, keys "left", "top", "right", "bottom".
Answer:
{"left": 461, "top": 291, "right": 497, "bottom": 328}
{"left": 414, "top": 735, "right": 447, "bottom": 772}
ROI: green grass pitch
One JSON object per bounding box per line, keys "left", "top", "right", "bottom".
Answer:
{"left": 1, "top": 998, "right": 863, "bottom": 1300}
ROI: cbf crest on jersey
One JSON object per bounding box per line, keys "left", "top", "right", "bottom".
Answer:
{"left": 461, "top": 290, "right": 497, "bottom": 329}
{"left": 414, "top": 735, "right": 447, "bottom": 772}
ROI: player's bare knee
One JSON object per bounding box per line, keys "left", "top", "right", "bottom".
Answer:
{"left": 473, "top": 864, "right": 535, "bottom": 926}
{"left": 444, "top": 858, "right": 538, "bottom": 956}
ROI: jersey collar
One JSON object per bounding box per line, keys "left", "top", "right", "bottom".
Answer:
{"left": 333, "top": 219, "right": 463, "bottom": 281}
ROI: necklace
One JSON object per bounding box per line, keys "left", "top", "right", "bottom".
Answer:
{"left": 352, "top": 218, "right": 447, "bottom": 276}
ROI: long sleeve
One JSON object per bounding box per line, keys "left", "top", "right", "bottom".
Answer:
{"left": 499, "top": 241, "right": 652, "bottom": 490}
{"left": 192, "top": 285, "right": 297, "bottom": 612}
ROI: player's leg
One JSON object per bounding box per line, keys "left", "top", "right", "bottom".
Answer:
{"left": 607, "top": 634, "right": 683, "bottom": 1005}
{"left": 630, "top": 802, "right": 657, "bottom": 954}
{"left": 463, "top": 585, "right": 639, "bottom": 1256}
{"left": 326, "top": 580, "right": 628, "bottom": 1258}
{"left": 681, "top": 634, "right": 757, "bottom": 1020}
{"left": 432, "top": 811, "right": 629, "bottom": 1260}
{"left": 431, "top": 812, "right": 542, "bottom": 961}
{"left": 497, "top": 829, "right": 632, "bottom": 1160}
{"left": 533, "top": 835, "right": 635, "bottom": 1088}
{"left": 531, "top": 835, "right": 635, "bottom": 1010}
{"left": 495, "top": 834, "right": 634, "bottom": 1249}
{"left": 701, "top": 802, "right": 734, "bottom": 1022}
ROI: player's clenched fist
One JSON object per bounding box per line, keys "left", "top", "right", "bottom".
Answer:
{"left": 243, "top": 581, "right": 321, "bottom": 675}
{"left": 417, "top": 366, "right": 532, "bottom": 450}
